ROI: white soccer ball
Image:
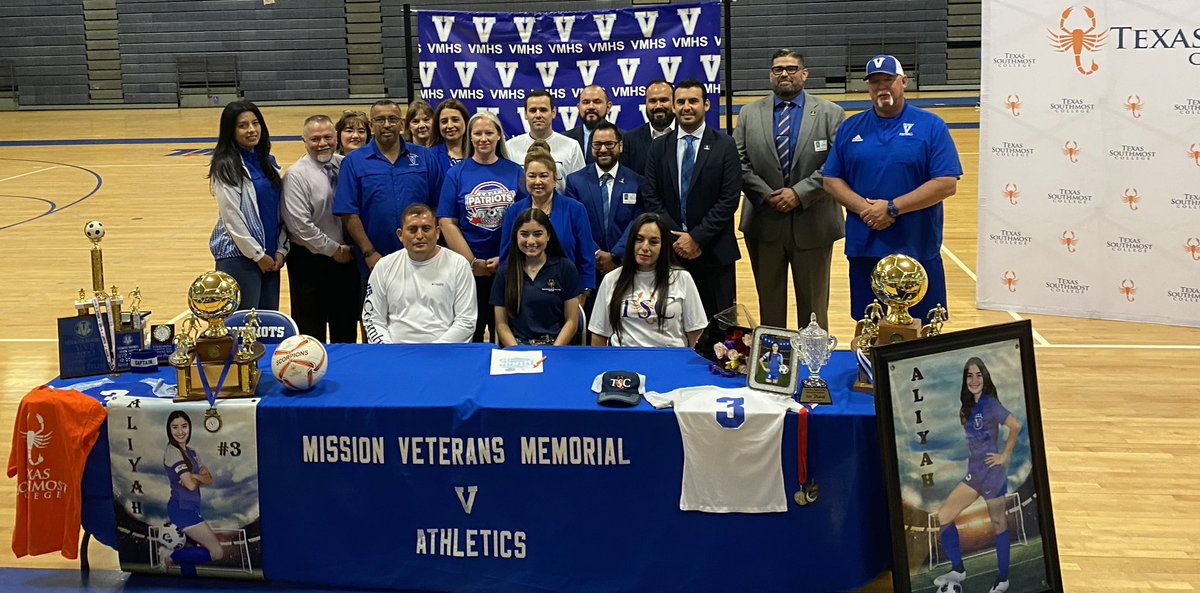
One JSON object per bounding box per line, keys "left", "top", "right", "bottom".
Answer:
{"left": 84, "top": 220, "right": 105, "bottom": 241}
{"left": 779, "top": 363, "right": 789, "bottom": 375}
{"left": 157, "top": 522, "right": 186, "bottom": 551}
{"left": 937, "top": 583, "right": 962, "bottom": 593}
{"left": 271, "top": 335, "right": 328, "bottom": 391}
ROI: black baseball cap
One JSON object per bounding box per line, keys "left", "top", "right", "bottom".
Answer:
{"left": 592, "top": 371, "right": 646, "bottom": 407}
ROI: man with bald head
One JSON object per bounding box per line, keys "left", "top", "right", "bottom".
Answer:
{"left": 564, "top": 85, "right": 616, "bottom": 164}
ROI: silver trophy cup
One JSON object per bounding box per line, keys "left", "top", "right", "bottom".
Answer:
{"left": 798, "top": 313, "right": 837, "bottom": 404}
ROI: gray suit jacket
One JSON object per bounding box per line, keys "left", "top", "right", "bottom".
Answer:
{"left": 734, "top": 91, "right": 845, "bottom": 247}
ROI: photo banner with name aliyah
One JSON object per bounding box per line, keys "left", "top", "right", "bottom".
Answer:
{"left": 978, "top": 0, "right": 1200, "bottom": 327}
{"left": 416, "top": 2, "right": 722, "bottom": 138}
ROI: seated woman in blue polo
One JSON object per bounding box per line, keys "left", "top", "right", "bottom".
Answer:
{"left": 490, "top": 208, "right": 582, "bottom": 346}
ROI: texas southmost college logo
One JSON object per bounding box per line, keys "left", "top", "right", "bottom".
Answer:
{"left": 25, "top": 414, "right": 52, "bottom": 466}
{"left": 1047, "top": 5, "right": 1108, "bottom": 75}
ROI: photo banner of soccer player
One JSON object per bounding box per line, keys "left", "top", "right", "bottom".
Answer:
{"left": 416, "top": 2, "right": 722, "bottom": 138}
{"left": 106, "top": 395, "right": 264, "bottom": 580}
{"left": 871, "top": 320, "right": 1063, "bottom": 593}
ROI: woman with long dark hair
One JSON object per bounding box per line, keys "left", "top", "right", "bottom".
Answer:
{"left": 499, "top": 143, "right": 596, "bottom": 294}
{"left": 162, "top": 411, "right": 223, "bottom": 575}
{"left": 588, "top": 213, "right": 707, "bottom": 347}
{"left": 490, "top": 208, "right": 581, "bottom": 346}
{"left": 207, "top": 100, "right": 287, "bottom": 310}
{"left": 932, "top": 356, "right": 1022, "bottom": 593}
{"left": 335, "top": 109, "right": 371, "bottom": 155}
{"left": 430, "top": 99, "right": 471, "bottom": 173}
{"left": 437, "top": 112, "right": 522, "bottom": 342}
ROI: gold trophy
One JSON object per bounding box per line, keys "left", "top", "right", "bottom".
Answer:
{"left": 169, "top": 272, "right": 264, "bottom": 401}
{"left": 851, "top": 255, "right": 947, "bottom": 393}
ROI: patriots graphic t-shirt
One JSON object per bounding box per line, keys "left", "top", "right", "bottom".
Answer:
{"left": 437, "top": 158, "right": 523, "bottom": 259}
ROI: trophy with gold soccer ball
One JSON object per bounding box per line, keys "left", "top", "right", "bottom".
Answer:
{"left": 851, "top": 255, "right": 947, "bottom": 393}
{"left": 169, "top": 271, "right": 264, "bottom": 401}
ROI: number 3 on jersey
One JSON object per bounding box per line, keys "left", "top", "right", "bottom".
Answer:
{"left": 715, "top": 397, "right": 745, "bottom": 429}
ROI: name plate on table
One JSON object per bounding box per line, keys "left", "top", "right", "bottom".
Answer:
{"left": 58, "top": 316, "right": 144, "bottom": 379}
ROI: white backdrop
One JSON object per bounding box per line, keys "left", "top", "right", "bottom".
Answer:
{"left": 978, "top": 1, "right": 1200, "bottom": 327}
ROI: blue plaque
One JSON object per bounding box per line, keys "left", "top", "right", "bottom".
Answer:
{"left": 57, "top": 316, "right": 145, "bottom": 379}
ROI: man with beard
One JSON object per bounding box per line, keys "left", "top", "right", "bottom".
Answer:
{"left": 564, "top": 85, "right": 616, "bottom": 165}
{"left": 564, "top": 121, "right": 644, "bottom": 313}
{"left": 734, "top": 50, "right": 845, "bottom": 330}
{"left": 621, "top": 80, "right": 675, "bottom": 177}
{"left": 281, "top": 115, "right": 361, "bottom": 343}
{"left": 641, "top": 80, "right": 742, "bottom": 319}
{"left": 823, "top": 55, "right": 962, "bottom": 322}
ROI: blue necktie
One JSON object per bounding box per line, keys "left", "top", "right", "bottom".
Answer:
{"left": 776, "top": 101, "right": 794, "bottom": 180}
{"left": 600, "top": 172, "right": 613, "bottom": 228}
{"left": 680, "top": 135, "right": 695, "bottom": 229}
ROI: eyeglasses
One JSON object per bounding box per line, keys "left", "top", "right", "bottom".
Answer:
{"left": 591, "top": 141, "right": 619, "bottom": 150}
{"left": 770, "top": 65, "right": 804, "bottom": 75}
{"left": 372, "top": 117, "right": 402, "bottom": 125}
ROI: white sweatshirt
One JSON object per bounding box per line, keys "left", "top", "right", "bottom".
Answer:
{"left": 362, "top": 248, "right": 477, "bottom": 344}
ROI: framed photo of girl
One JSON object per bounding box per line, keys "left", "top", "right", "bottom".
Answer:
{"left": 871, "top": 320, "right": 1062, "bottom": 593}
{"left": 747, "top": 326, "right": 800, "bottom": 396}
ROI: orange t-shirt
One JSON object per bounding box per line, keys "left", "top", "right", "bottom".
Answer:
{"left": 7, "top": 386, "right": 107, "bottom": 559}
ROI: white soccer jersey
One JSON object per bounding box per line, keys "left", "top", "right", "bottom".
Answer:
{"left": 645, "top": 386, "right": 803, "bottom": 513}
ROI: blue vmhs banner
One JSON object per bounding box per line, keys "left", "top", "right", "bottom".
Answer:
{"left": 417, "top": 2, "right": 722, "bottom": 138}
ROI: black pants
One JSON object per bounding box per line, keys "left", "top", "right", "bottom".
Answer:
{"left": 681, "top": 260, "right": 736, "bottom": 321}
{"left": 287, "top": 245, "right": 361, "bottom": 343}
{"left": 473, "top": 274, "right": 496, "bottom": 343}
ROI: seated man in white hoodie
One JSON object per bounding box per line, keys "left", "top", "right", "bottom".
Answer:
{"left": 362, "top": 203, "right": 476, "bottom": 343}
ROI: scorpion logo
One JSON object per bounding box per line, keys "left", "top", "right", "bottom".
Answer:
{"left": 25, "top": 414, "right": 53, "bottom": 467}
{"left": 1047, "top": 6, "right": 1108, "bottom": 76}
{"left": 1005, "top": 95, "right": 1021, "bottom": 117}
{"left": 1063, "top": 140, "right": 1080, "bottom": 163}
{"left": 1002, "top": 271, "right": 1019, "bottom": 293}
{"left": 1124, "top": 96, "right": 1143, "bottom": 118}
{"left": 1188, "top": 144, "right": 1200, "bottom": 167}
{"left": 1060, "top": 231, "right": 1078, "bottom": 253}
{"left": 1119, "top": 279, "right": 1137, "bottom": 302}
{"left": 1186, "top": 238, "right": 1200, "bottom": 261}
{"left": 1122, "top": 188, "right": 1140, "bottom": 211}
{"left": 1003, "top": 183, "right": 1020, "bottom": 205}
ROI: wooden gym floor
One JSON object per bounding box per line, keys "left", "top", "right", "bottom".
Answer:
{"left": 0, "top": 97, "right": 1197, "bottom": 592}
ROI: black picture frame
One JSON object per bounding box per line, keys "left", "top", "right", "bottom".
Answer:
{"left": 871, "top": 320, "right": 1062, "bottom": 593}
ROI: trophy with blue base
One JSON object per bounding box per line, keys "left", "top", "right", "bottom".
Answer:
{"left": 58, "top": 221, "right": 145, "bottom": 378}
{"left": 169, "top": 271, "right": 264, "bottom": 402}
{"left": 852, "top": 255, "right": 947, "bottom": 394}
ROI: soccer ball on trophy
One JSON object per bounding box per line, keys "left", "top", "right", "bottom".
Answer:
{"left": 271, "top": 335, "right": 328, "bottom": 391}
{"left": 156, "top": 522, "right": 186, "bottom": 551}
{"left": 83, "top": 220, "right": 105, "bottom": 241}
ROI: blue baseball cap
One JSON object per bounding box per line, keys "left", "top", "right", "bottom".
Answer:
{"left": 864, "top": 55, "right": 906, "bottom": 79}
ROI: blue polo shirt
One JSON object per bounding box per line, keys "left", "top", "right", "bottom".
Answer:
{"left": 822, "top": 103, "right": 962, "bottom": 260}
{"left": 333, "top": 138, "right": 443, "bottom": 271}
{"left": 499, "top": 195, "right": 598, "bottom": 290}
{"left": 437, "top": 158, "right": 524, "bottom": 260}
{"left": 241, "top": 148, "right": 281, "bottom": 255}
{"left": 490, "top": 256, "right": 581, "bottom": 343}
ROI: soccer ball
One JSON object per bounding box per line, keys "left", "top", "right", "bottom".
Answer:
{"left": 83, "top": 220, "right": 105, "bottom": 241}
{"left": 937, "top": 583, "right": 962, "bottom": 593}
{"left": 779, "top": 363, "right": 789, "bottom": 375}
{"left": 271, "top": 335, "right": 328, "bottom": 391}
{"left": 156, "top": 522, "right": 186, "bottom": 551}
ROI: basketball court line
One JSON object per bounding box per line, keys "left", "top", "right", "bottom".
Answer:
{"left": 0, "top": 166, "right": 58, "bottom": 183}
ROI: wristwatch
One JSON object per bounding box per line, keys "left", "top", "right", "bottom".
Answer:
{"left": 886, "top": 200, "right": 900, "bottom": 218}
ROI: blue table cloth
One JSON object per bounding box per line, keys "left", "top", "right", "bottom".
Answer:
{"left": 81, "top": 344, "right": 889, "bottom": 593}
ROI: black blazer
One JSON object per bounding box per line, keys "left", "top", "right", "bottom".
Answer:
{"left": 620, "top": 123, "right": 653, "bottom": 177}
{"left": 562, "top": 126, "right": 593, "bottom": 164}
{"left": 639, "top": 126, "right": 743, "bottom": 267}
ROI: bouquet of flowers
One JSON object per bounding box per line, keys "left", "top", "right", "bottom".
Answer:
{"left": 691, "top": 304, "right": 758, "bottom": 377}
{"left": 709, "top": 330, "right": 754, "bottom": 377}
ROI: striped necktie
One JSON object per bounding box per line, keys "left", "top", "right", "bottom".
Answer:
{"left": 776, "top": 101, "right": 794, "bottom": 180}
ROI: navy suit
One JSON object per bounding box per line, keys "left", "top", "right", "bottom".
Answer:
{"left": 564, "top": 164, "right": 645, "bottom": 264}
{"left": 640, "top": 125, "right": 742, "bottom": 319}
{"left": 620, "top": 123, "right": 654, "bottom": 177}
